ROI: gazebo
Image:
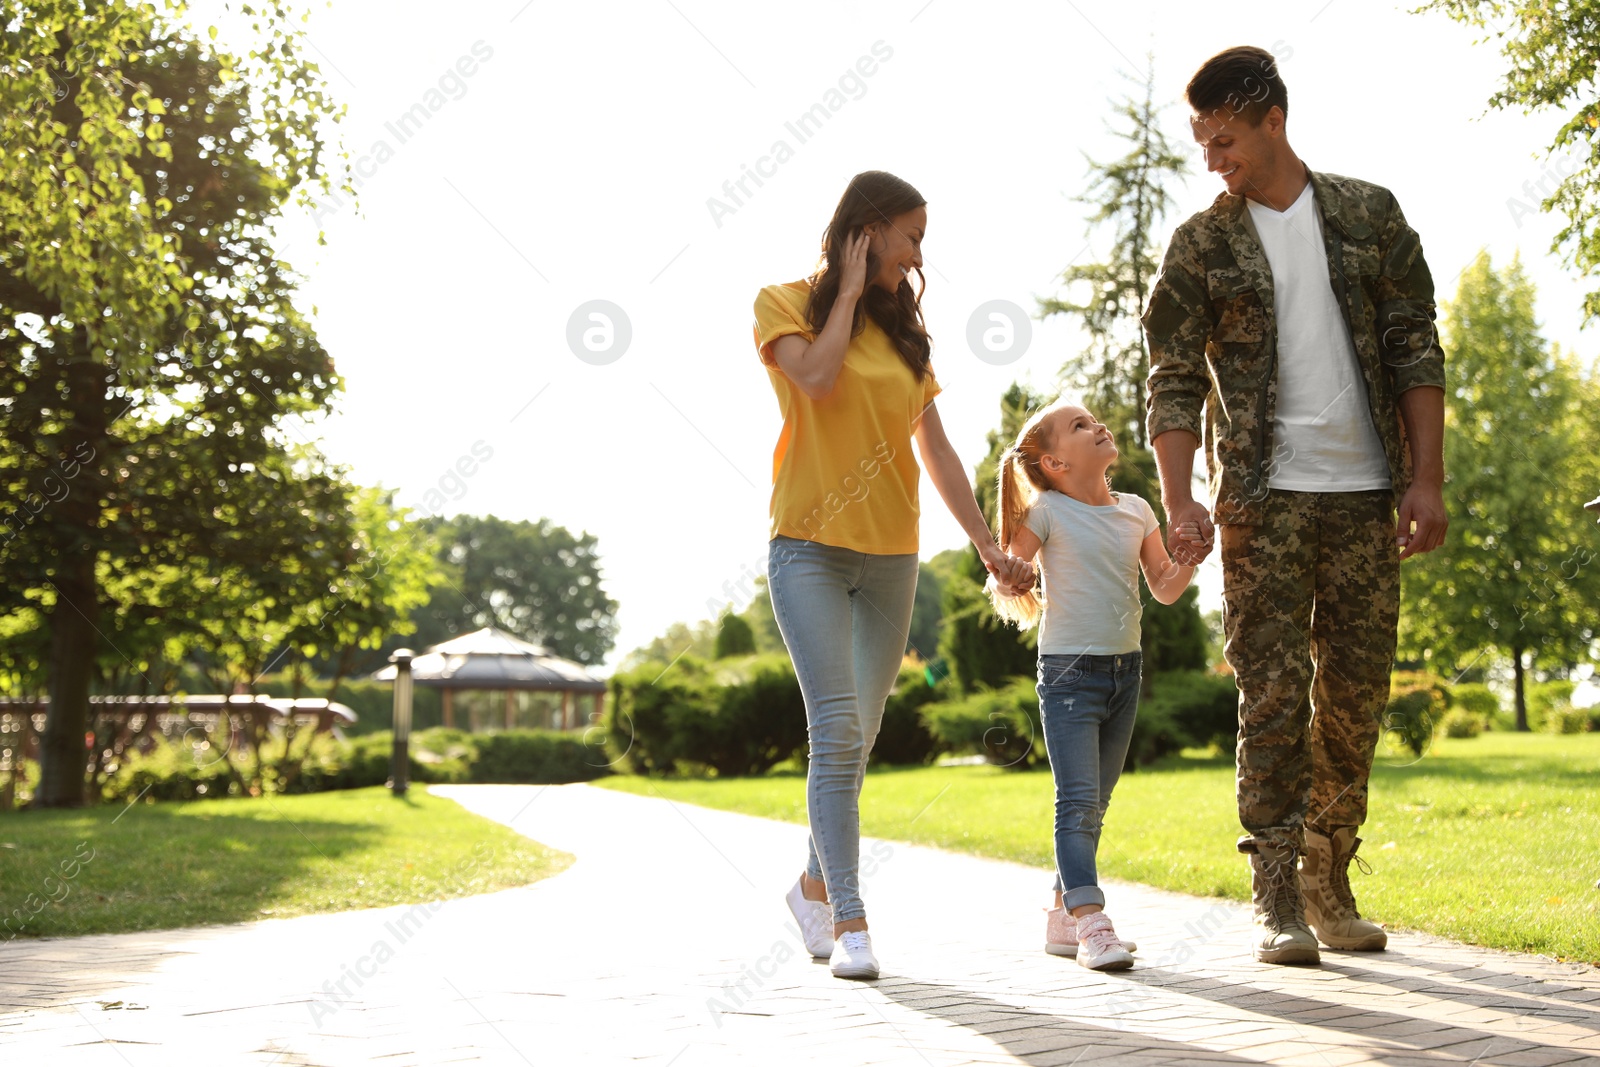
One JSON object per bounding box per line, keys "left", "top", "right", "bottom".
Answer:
{"left": 372, "top": 626, "right": 606, "bottom": 732}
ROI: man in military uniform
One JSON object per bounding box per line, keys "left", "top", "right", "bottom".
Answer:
{"left": 1142, "top": 45, "right": 1448, "bottom": 965}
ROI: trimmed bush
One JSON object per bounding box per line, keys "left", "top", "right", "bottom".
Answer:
{"left": 1441, "top": 708, "right": 1485, "bottom": 739}
{"left": 406, "top": 728, "right": 478, "bottom": 783}
{"left": 603, "top": 653, "right": 808, "bottom": 776}
{"left": 466, "top": 730, "right": 613, "bottom": 783}
{"left": 103, "top": 734, "right": 244, "bottom": 802}
{"left": 102, "top": 724, "right": 610, "bottom": 803}
{"left": 1140, "top": 670, "right": 1239, "bottom": 755}
{"left": 603, "top": 661, "right": 710, "bottom": 775}
{"left": 326, "top": 731, "right": 411, "bottom": 789}
{"left": 1383, "top": 671, "right": 1451, "bottom": 756}
{"left": 1449, "top": 682, "right": 1500, "bottom": 716}
{"left": 1449, "top": 683, "right": 1501, "bottom": 727}
{"left": 871, "top": 662, "right": 950, "bottom": 766}
{"left": 1527, "top": 680, "right": 1578, "bottom": 732}
{"left": 677, "top": 655, "right": 809, "bottom": 776}
{"left": 920, "top": 678, "right": 1043, "bottom": 769}
{"left": 1543, "top": 703, "right": 1591, "bottom": 734}
{"left": 1383, "top": 690, "right": 1440, "bottom": 756}
{"left": 1123, "top": 694, "right": 1189, "bottom": 769}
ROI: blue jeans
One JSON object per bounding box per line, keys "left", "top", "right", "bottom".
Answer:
{"left": 1037, "top": 651, "right": 1142, "bottom": 910}
{"left": 767, "top": 534, "right": 919, "bottom": 924}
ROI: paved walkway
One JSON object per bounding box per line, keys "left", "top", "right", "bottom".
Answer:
{"left": 2, "top": 783, "right": 1597, "bottom": 1066}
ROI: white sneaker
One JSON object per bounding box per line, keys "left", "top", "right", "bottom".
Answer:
{"left": 785, "top": 875, "right": 833, "bottom": 958}
{"left": 829, "top": 930, "right": 879, "bottom": 980}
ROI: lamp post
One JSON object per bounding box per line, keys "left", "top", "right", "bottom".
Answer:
{"left": 389, "top": 648, "right": 414, "bottom": 797}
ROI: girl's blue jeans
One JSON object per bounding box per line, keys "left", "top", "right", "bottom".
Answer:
{"left": 1037, "top": 650, "right": 1142, "bottom": 910}
{"left": 767, "top": 534, "right": 919, "bottom": 924}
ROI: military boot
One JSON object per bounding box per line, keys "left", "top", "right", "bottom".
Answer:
{"left": 1301, "top": 826, "right": 1387, "bottom": 950}
{"left": 1249, "top": 843, "right": 1321, "bottom": 965}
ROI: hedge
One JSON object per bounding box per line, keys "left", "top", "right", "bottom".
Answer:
{"left": 920, "top": 677, "right": 1043, "bottom": 768}
{"left": 101, "top": 725, "right": 612, "bottom": 803}
{"left": 919, "top": 670, "right": 1241, "bottom": 771}
{"left": 872, "top": 664, "right": 950, "bottom": 766}
{"left": 603, "top": 653, "right": 809, "bottom": 777}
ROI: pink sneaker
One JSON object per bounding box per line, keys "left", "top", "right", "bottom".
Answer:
{"left": 1075, "top": 910, "right": 1134, "bottom": 971}
{"left": 1044, "top": 906, "right": 1137, "bottom": 958}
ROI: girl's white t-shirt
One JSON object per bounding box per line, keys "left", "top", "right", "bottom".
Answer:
{"left": 1023, "top": 489, "right": 1159, "bottom": 656}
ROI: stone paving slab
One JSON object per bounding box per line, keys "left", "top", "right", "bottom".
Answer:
{"left": 1, "top": 782, "right": 1596, "bottom": 1065}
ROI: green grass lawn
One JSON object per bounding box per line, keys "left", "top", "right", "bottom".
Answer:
{"left": 0, "top": 786, "right": 571, "bottom": 938}
{"left": 596, "top": 733, "right": 1600, "bottom": 963}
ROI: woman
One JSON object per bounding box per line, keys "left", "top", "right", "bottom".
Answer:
{"left": 753, "top": 170, "right": 1034, "bottom": 980}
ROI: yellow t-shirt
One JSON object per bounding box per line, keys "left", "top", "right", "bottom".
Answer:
{"left": 752, "top": 279, "right": 942, "bottom": 555}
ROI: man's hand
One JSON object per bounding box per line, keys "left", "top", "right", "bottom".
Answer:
{"left": 1396, "top": 481, "right": 1447, "bottom": 559}
{"left": 1166, "top": 500, "right": 1215, "bottom": 566}
{"left": 1171, "top": 520, "right": 1213, "bottom": 567}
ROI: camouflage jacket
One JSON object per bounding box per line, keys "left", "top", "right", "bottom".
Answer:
{"left": 1141, "top": 168, "right": 1445, "bottom": 525}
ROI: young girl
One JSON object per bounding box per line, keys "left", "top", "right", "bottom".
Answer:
{"left": 987, "top": 399, "right": 1207, "bottom": 970}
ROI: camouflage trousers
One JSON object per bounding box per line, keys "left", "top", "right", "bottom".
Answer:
{"left": 1220, "top": 488, "right": 1400, "bottom": 855}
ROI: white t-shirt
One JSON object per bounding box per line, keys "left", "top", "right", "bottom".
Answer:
{"left": 1023, "top": 490, "right": 1158, "bottom": 656}
{"left": 1246, "top": 182, "right": 1390, "bottom": 492}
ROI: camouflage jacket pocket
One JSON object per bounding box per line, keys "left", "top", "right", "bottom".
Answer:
{"left": 1208, "top": 270, "right": 1267, "bottom": 342}
{"left": 1207, "top": 270, "right": 1272, "bottom": 394}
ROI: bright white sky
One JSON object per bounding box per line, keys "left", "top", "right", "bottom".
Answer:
{"left": 193, "top": 0, "right": 1594, "bottom": 673}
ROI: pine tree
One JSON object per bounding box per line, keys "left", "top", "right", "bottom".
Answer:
{"left": 1039, "top": 61, "right": 1189, "bottom": 450}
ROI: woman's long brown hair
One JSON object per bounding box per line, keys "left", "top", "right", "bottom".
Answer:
{"left": 804, "top": 170, "right": 932, "bottom": 384}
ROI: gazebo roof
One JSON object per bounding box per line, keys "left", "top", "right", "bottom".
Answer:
{"left": 371, "top": 626, "right": 607, "bottom": 693}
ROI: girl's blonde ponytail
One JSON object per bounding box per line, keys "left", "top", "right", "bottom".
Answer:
{"left": 987, "top": 404, "right": 1067, "bottom": 630}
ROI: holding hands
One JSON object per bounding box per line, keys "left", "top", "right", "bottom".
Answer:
{"left": 981, "top": 545, "right": 1036, "bottom": 598}
{"left": 1166, "top": 502, "right": 1215, "bottom": 567}
{"left": 978, "top": 513, "right": 1208, "bottom": 602}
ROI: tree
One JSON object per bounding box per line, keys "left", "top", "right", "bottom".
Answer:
{"left": 905, "top": 562, "right": 945, "bottom": 664}
{"left": 617, "top": 619, "right": 717, "bottom": 674}
{"left": 1397, "top": 252, "right": 1600, "bottom": 728}
{"left": 1038, "top": 61, "right": 1189, "bottom": 450}
{"left": 713, "top": 609, "right": 755, "bottom": 659}
{"left": 736, "top": 581, "right": 787, "bottom": 658}
{"left": 1422, "top": 0, "right": 1600, "bottom": 322}
{"left": 403, "top": 515, "right": 619, "bottom": 667}
{"left": 2, "top": 1, "right": 356, "bottom": 806}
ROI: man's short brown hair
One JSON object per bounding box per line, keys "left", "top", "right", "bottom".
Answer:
{"left": 1186, "top": 46, "right": 1288, "bottom": 129}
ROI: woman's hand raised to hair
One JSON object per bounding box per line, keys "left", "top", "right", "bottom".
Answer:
{"left": 837, "top": 231, "right": 871, "bottom": 303}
